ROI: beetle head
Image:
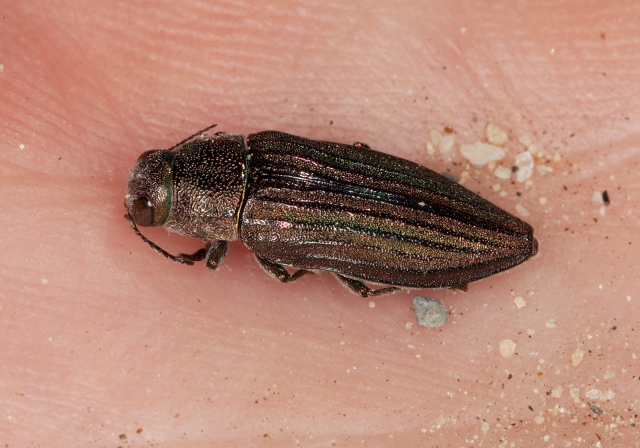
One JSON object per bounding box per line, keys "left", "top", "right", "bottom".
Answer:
{"left": 125, "top": 149, "right": 176, "bottom": 227}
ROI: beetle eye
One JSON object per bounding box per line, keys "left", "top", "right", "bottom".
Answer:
{"left": 131, "top": 198, "right": 155, "bottom": 226}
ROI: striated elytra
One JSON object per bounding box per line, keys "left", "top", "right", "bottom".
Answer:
{"left": 125, "top": 125, "right": 538, "bottom": 297}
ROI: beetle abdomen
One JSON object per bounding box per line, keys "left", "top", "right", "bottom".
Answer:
{"left": 239, "top": 131, "right": 537, "bottom": 288}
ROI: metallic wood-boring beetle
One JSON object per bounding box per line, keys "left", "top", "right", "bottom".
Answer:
{"left": 125, "top": 125, "right": 538, "bottom": 296}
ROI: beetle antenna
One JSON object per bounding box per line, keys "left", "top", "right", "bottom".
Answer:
{"left": 125, "top": 207, "right": 195, "bottom": 265}
{"left": 168, "top": 124, "right": 218, "bottom": 151}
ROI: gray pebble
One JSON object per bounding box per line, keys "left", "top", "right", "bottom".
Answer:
{"left": 413, "top": 296, "right": 449, "bottom": 328}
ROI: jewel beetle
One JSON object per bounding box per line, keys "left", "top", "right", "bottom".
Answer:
{"left": 125, "top": 125, "right": 538, "bottom": 296}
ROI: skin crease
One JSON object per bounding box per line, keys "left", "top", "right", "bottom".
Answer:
{"left": 2, "top": 1, "right": 639, "bottom": 446}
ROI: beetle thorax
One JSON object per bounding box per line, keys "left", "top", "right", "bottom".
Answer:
{"left": 164, "top": 136, "right": 246, "bottom": 241}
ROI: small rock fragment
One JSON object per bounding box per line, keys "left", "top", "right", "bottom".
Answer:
{"left": 413, "top": 296, "right": 449, "bottom": 328}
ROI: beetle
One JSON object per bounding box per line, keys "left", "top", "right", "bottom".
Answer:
{"left": 125, "top": 125, "right": 538, "bottom": 297}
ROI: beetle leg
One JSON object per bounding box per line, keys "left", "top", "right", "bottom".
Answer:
{"left": 255, "top": 256, "right": 314, "bottom": 283}
{"left": 203, "top": 240, "right": 228, "bottom": 270}
{"left": 335, "top": 274, "right": 401, "bottom": 297}
{"left": 177, "top": 248, "right": 207, "bottom": 262}
{"left": 352, "top": 141, "right": 371, "bottom": 150}
{"left": 450, "top": 283, "right": 468, "bottom": 292}
{"left": 178, "top": 240, "right": 228, "bottom": 270}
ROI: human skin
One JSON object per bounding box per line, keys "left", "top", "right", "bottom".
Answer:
{"left": 2, "top": 1, "right": 639, "bottom": 447}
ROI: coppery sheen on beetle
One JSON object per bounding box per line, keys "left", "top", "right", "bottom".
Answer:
{"left": 125, "top": 125, "right": 538, "bottom": 297}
